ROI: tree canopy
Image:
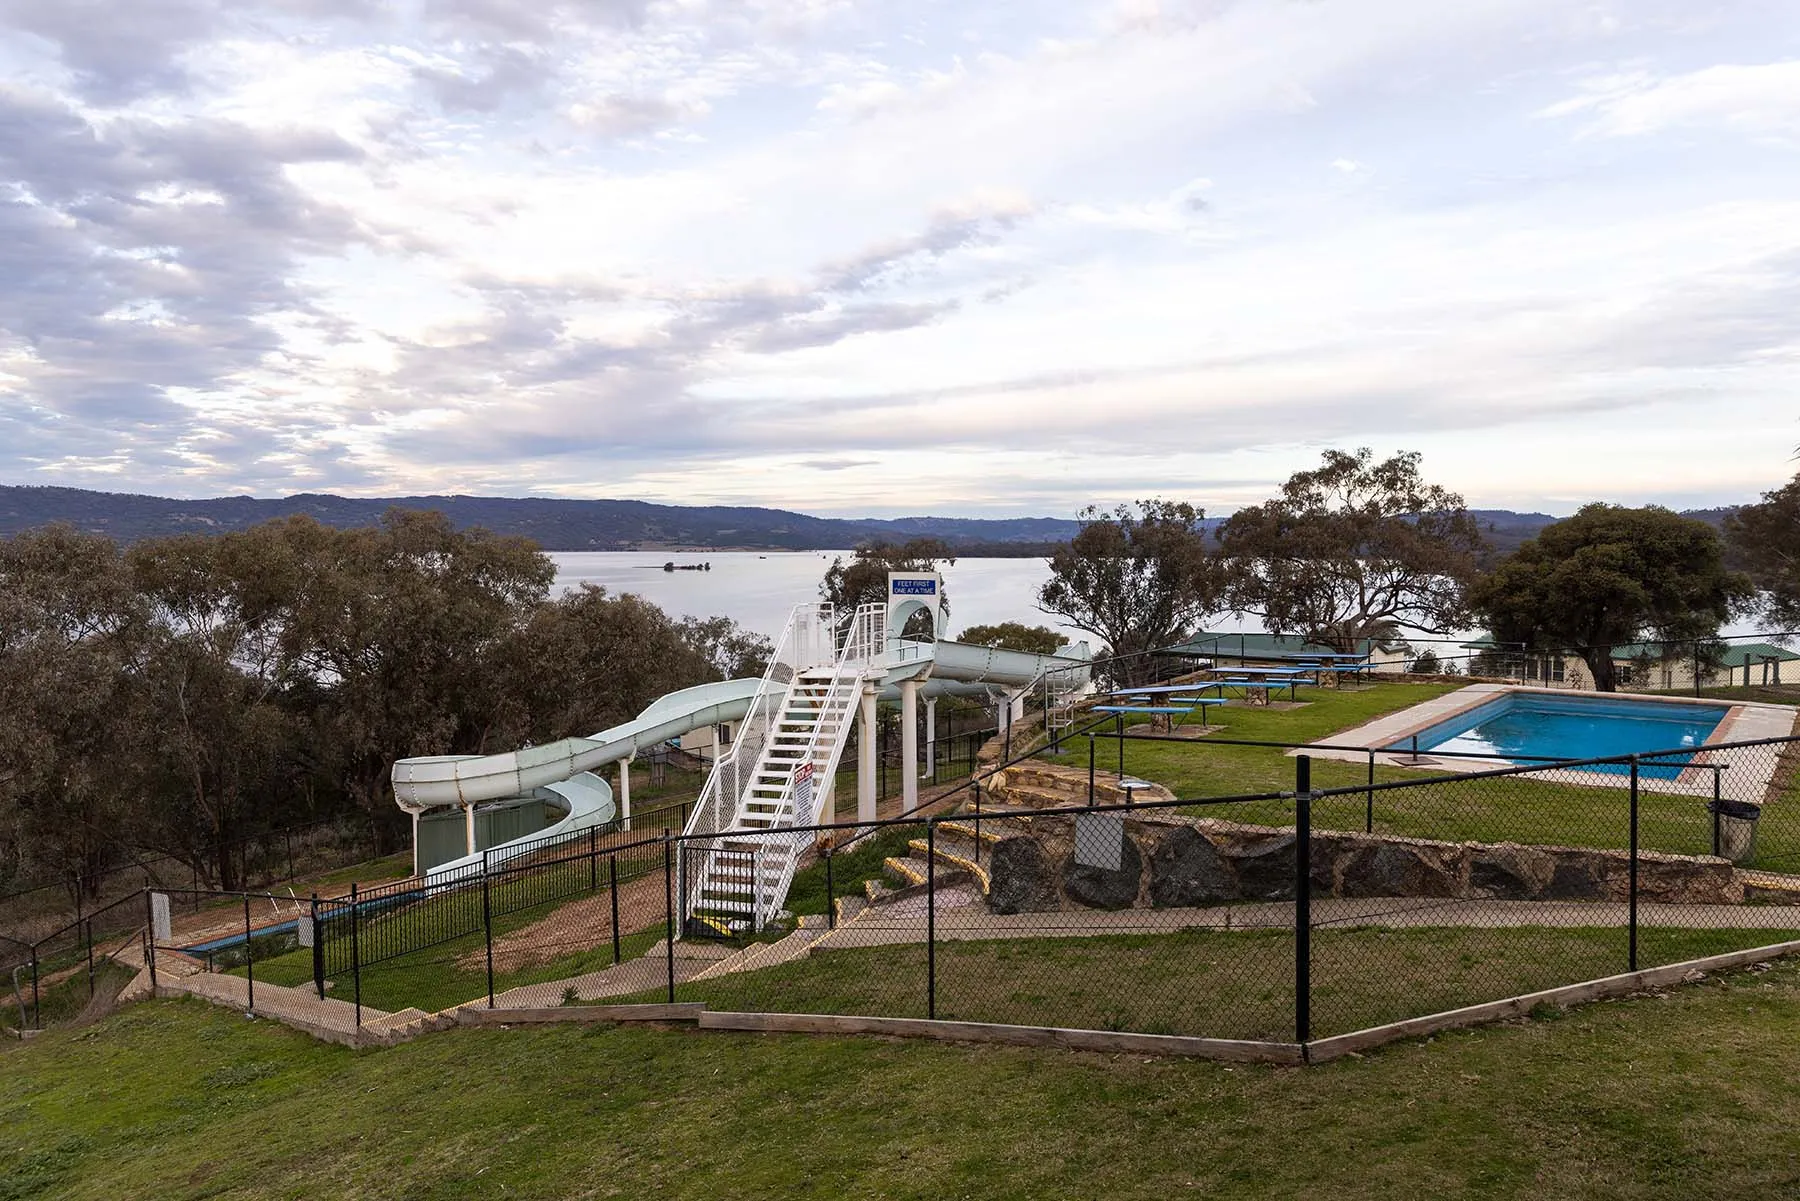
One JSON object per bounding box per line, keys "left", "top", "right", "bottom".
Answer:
{"left": 1727, "top": 473, "right": 1800, "bottom": 629}
{"left": 1470, "top": 504, "right": 1753, "bottom": 692}
{"left": 1215, "top": 448, "right": 1483, "bottom": 653}
{"left": 957, "top": 622, "right": 1067, "bottom": 654}
{"left": 0, "top": 512, "right": 767, "bottom": 895}
{"left": 1038, "top": 500, "right": 1224, "bottom": 680}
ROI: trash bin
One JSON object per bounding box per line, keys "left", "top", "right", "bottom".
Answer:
{"left": 1707, "top": 798, "right": 1760, "bottom": 863}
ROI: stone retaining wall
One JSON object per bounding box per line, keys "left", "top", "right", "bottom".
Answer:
{"left": 981, "top": 760, "right": 1176, "bottom": 809}
{"left": 987, "top": 810, "right": 1745, "bottom": 914}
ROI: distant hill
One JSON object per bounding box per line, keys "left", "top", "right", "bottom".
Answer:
{"left": 0, "top": 486, "right": 1084, "bottom": 552}
{"left": 0, "top": 486, "right": 1742, "bottom": 554}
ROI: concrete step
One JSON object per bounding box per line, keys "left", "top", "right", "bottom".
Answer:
{"left": 882, "top": 855, "right": 932, "bottom": 888}
{"left": 907, "top": 836, "right": 990, "bottom": 895}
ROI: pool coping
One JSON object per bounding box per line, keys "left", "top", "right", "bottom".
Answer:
{"left": 1297, "top": 685, "right": 1798, "bottom": 802}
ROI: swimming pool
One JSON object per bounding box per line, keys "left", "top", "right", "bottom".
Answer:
{"left": 1387, "top": 691, "right": 1728, "bottom": 779}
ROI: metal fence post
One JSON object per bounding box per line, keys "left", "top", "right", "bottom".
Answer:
{"left": 973, "top": 780, "right": 982, "bottom": 864}
{"left": 1629, "top": 756, "right": 1640, "bottom": 973}
{"left": 482, "top": 862, "right": 495, "bottom": 1009}
{"left": 1088, "top": 735, "right": 1095, "bottom": 805}
{"left": 825, "top": 844, "right": 836, "bottom": 930}
{"left": 1365, "top": 749, "right": 1375, "bottom": 834}
{"left": 1712, "top": 766, "right": 1723, "bottom": 858}
{"left": 589, "top": 827, "right": 599, "bottom": 892}
{"left": 29, "top": 947, "right": 39, "bottom": 1030}
{"left": 1117, "top": 714, "right": 1126, "bottom": 778}
{"left": 311, "top": 894, "right": 325, "bottom": 999}
{"left": 663, "top": 832, "right": 676, "bottom": 1003}
{"left": 349, "top": 882, "right": 361, "bottom": 1031}
{"left": 144, "top": 887, "right": 158, "bottom": 994}
{"left": 243, "top": 891, "right": 255, "bottom": 1014}
{"left": 609, "top": 856, "right": 622, "bottom": 965}
{"left": 926, "top": 818, "right": 937, "bottom": 1021}
{"left": 286, "top": 827, "right": 294, "bottom": 882}
{"left": 1295, "top": 754, "right": 1312, "bottom": 1047}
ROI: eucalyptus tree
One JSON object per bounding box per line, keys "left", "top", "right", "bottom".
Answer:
{"left": 1216, "top": 448, "right": 1483, "bottom": 653}
{"left": 1728, "top": 473, "right": 1800, "bottom": 629}
{"left": 0, "top": 525, "right": 149, "bottom": 894}
{"left": 1038, "top": 500, "right": 1225, "bottom": 682}
{"left": 1471, "top": 504, "right": 1752, "bottom": 692}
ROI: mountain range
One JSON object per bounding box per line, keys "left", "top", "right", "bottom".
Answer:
{"left": 0, "top": 486, "right": 1737, "bottom": 555}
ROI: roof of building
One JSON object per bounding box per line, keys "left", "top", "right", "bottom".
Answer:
{"left": 1612, "top": 641, "right": 1800, "bottom": 667}
{"left": 1460, "top": 633, "right": 1798, "bottom": 667}
{"left": 1165, "top": 630, "right": 1380, "bottom": 661}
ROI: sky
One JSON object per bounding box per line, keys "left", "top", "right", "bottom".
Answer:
{"left": 1, "top": 0, "right": 1797, "bottom": 519}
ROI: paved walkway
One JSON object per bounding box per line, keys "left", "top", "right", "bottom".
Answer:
{"left": 799, "top": 894, "right": 1800, "bottom": 951}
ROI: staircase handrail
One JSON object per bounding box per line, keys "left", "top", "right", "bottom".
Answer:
{"left": 747, "top": 603, "right": 885, "bottom": 924}
{"left": 682, "top": 602, "right": 831, "bottom": 841}
{"left": 681, "top": 602, "right": 884, "bottom": 929}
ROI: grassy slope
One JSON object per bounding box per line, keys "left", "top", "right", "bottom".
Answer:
{"left": 8, "top": 969, "right": 1800, "bottom": 1200}
{"left": 640, "top": 926, "right": 1776, "bottom": 1040}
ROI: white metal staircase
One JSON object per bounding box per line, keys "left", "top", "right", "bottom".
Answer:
{"left": 680, "top": 602, "right": 884, "bottom": 933}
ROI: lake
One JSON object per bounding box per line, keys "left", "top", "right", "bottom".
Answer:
{"left": 549, "top": 551, "right": 1070, "bottom": 639}
{"left": 549, "top": 551, "right": 1768, "bottom": 652}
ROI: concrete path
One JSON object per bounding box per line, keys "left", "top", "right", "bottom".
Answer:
{"left": 803, "top": 894, "right": 1800, "bottom": 952}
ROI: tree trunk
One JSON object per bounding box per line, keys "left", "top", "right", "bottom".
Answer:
{"left": 1582, "top": 648, "right": 1617, "bottom": 693}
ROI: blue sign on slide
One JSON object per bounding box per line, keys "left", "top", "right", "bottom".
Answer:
{"left": 891, "top": 578, "right": 938, "bottom": 595}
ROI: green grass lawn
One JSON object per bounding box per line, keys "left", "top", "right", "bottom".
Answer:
{"left": 1047, "top": 682, "right": 1800, "bottom": 870}
{"left": 9, "top": 964, "right": 1800, "bottom": 1199}
{"left": 628, "top": 924, "right": 1787, "bottom": 1041}
{"left": 243, "top": 879, "right": 673, "bottom": 1015}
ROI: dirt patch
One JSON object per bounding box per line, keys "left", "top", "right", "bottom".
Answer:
{"left": 466, "top": 874, "right": 671, "bottom": 976}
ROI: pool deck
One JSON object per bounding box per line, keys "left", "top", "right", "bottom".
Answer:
{"left": 1297, "top": 684, "right": 1799, "bottom": 801}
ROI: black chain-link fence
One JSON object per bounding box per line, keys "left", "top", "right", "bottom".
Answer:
{"left": 43, "top": 720, "right": 1800, "bottom": 1055}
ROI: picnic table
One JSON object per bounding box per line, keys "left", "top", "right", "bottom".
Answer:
{"left": 1293, "top": 657, "right": 1374, "bottom": 688}
{"left": 1206, "top": 666, "right": 1306, "bottom": 704}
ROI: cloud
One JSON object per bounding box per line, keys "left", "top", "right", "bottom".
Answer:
{"left": 1541, "top": 61, "right": 1800, "bottom": 140}
{"left": 0, "top": 0, "right": 1797, "bottom": 516}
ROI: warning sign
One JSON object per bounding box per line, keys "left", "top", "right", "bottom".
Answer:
{"left": 793, "top": 761, "right": 815, "bottom": 816}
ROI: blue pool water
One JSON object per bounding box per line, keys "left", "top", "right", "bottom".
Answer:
{"left": 180, "top": 890, "right": 425, "bottom": 954}
{"left": 1388, "top": 692, "right": 1728, "bottom": 779}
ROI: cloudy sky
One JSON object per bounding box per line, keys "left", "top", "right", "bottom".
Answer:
{"left": 1, "top": 0, "right": 1796, "bottom": 517}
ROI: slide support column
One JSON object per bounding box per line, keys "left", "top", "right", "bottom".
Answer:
{"left": 925, "top": 696, "right": 938, "bottom": 783}
{"left": 619, "top": 755, "right": 633, "bottom": 832}
{"left": 858, "top": 683, "right": 879, "bottom": 823}
{"left": 902, "top": 678, "right": 920, "bottom": 814}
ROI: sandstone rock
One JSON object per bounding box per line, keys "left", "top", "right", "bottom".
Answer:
{"left": 1147, "top": 827, "right": 1238, "bottom": 907}
{"left": 1062, "top": 829, "right": 1143, "bottom": 909}
{"left": 1334, "top": 839, "right": 1463, "bottom": 898}
{"left": 987, "top": 835, "right": 1061, "bottom": 913}
{"left": 1223, "top": 832, "right": 1296, "bottom": 899}
{"left": 1468, "top": 843, "right": 1555, "bottom": 899}
{"left": 1542, "top": 855, "right": 1612, "bottom": 901}
{"left": 1635, "top": 853, "right": 1743, "bottom": 905}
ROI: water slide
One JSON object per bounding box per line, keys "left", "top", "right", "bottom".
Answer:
{"left": 394, "top": 677, "right": 763, "bottom": 882}
{"left": 392, "top": 581, "right": 1091, "bottom": 888}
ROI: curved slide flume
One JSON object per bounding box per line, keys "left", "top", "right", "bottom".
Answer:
{"left": 392, "top": 629, "right": 1092, "bottom": 891}
{"left": 393, "top": 678, "right": 762, "bottom": 883}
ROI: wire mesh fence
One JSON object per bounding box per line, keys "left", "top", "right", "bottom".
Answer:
{"left": 4, "top": 891, "right": 151, "bottom": 1033}
{"left": 32, "top": 710, "right": 1800, "bottom": 1056}
{"left": 0, "top": 816, "right": 383, "bottom": 947}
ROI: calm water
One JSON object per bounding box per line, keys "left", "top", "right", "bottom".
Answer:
{"left": 1406, "top": 693, "right": 1727, "bottom": 778}
{"left": 549, "top": 551, "right": 1072, "bottom": 639}
{"left": 549, "top": 552, "right": 1771, "bottom": 650}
